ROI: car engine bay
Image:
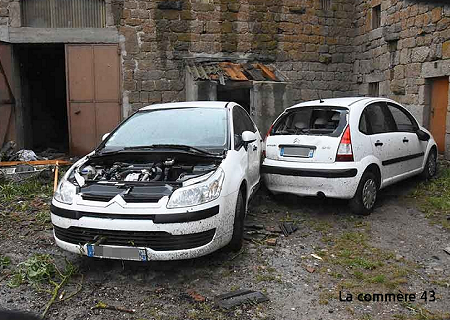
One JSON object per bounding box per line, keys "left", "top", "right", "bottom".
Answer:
{"left": 69, "top": 153, "right": 222, "bottom": 203}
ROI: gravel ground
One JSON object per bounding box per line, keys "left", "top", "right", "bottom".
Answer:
{"left": 0, "top": 175, "right": 449, "bottom": 320}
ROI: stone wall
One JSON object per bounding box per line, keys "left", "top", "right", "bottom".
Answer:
{"left": 118, "top": 0, "right": 356, "bottom": 116}
{"left": 353, "top": 0, "right": 450, "bottom": 125}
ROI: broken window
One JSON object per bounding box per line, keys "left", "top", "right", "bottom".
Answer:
{"left": 21, "top": 0, "right": 106, "bottom": 28}
{"left": 272, "top": 107, "right": 348, "bottom": 137}
{"left": 372, "top": 4, "right": 381, "bottom": 29}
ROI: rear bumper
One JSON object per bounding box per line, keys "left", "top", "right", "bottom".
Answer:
{"left": 261, "top": 160, "right": 361, "bottom": 199}
{"left": 261, "top": 165, "right": 357, "bottom": 178}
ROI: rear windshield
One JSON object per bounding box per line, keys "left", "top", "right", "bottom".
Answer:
{"left": 271, "top": 107, "right": 348, "bottom": 137}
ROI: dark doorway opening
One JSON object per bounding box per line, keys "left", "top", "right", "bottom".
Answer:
{"left": 217, "top": 85, "right": 251, "bottom": 114}
{"left": 17, "top": 44, "right": 68, "bottom": 152}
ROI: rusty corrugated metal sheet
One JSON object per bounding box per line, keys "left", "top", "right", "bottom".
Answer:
{"left": 187, "top": 61, "right": 286, "bottom": 83}
{"left": 22, "top": 0, "right": 106, "bottom": 28}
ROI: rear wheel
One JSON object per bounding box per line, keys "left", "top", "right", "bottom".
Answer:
{"left": 226, "top": 191, "right": 245, "bottom": 252}
{"left": 421, "top": 150, "right": 437, "bottom": 180}
{"left": 349, "top": 171, "right": 378, "bottom": 216}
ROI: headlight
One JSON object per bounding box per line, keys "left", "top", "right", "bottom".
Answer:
{"left": 167, "top": 168, "right": 225, "bottom": 209}
{"left": 54, "top": 179, "right": 76, "bottom": 205}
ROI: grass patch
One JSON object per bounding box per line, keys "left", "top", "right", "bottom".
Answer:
{"left": 0, "top": 178, "right": 53, "bottom": 231}
{"left": 321, "top": 229, "right": 414, "bottom": 297}
{"left": 410, "top": 165, "right": 450, "bottom": 229}
{"left": 0, "top": 178, "right": 52, "bottom": 202}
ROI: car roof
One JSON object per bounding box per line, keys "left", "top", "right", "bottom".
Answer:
{"left": 285, "top": 97, "right": 396, "bottom": 111}
{"left": 140, "top": 101, "right": 232, "bottom": 111}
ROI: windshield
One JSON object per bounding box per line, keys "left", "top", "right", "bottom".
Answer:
{"left": 272, "top": 106, "right": 348, "bottom": 137}
{"left": 104, "top": 108, "right": 228, "bottom": 152}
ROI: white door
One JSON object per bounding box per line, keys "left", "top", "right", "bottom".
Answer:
{"left": 232, "top": 106, "right": 260, "bottom": 194}
{"left": 386, "top": 103, "right": 425, "bottom": 173}
{"left": 363, "top": 102, "right": 410, "bottom": 182}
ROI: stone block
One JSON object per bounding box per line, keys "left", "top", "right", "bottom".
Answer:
{"left": 411, "top": 46, "right": 430, "bottom": 63}
{"left": 443, "top": 40, "right": 450, "bottom": 59}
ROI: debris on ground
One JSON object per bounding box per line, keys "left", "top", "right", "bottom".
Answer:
{"left": 265, "top": 238, "right": 277, "bottom": 246}
{"left": 265, "top": 225, "right": 283, "bottom": 233}
{"left": 214, "top": 289, "right": 269, "bottom": 309}
{"left": 305, "top": 266, "right": 315, "bottom": 273}
{"left": 14, "top": 150, "right": 39, "bottom": 161}
{"left": 311, "top": 254, "right": 323, "bottom": 260}
{"left": 244, "top": 224, "right": 265, "bottom": 230}
{"left": 279, "top": 222, "right": 298, "bottom": 236}
{"left": 91, "top": 301, "right": 136, "bottom": 314}
{"left": 187, "top": 289, "right": 206, "bottom": 302}
{"left": 0, "top": 141, "right": 16, "bottom": 161}
{"left": 243, "top": 223, "right": 282, "bottom": 244}
{"left": 444, "top": 247, "right": 450, "bottom": 255}
{"left": 0, "top": 159, "right": 71, "bottom": 182}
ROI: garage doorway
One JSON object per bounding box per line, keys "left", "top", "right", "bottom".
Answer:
{"left": 429, "top": 77, "right": 449, "bottom": 154}
{"left": 217, "top": 85, "right": 251, "bottom": 114}
{"left": 17, "top": 44, "right": 69, "bottom": 152}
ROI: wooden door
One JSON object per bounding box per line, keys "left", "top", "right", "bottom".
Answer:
{"left": 66, "top": 44, "right": 121, "bottom": 156}
{"left": 0, "top": 43, "right": 15, "bottom": 147}
{"left": 430, "top": 77, "right": 449, "bottom": 154}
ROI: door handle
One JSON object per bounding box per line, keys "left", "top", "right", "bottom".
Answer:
{"left": 403, "top": 138, "right": 409, "bottom": 143}
{"left": 252, "top": 145, "right": 257, "bottom": 151}
{"left": 374, "top": 141, "right": 383, "bottom": 147}
{"left": 74, "top": 110, "right": 81, "bottom": 115}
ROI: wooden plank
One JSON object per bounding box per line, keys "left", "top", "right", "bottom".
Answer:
{"left": 255, "top": 63, "right": 278, "bottom": 81}
{"left": 0, "top": 159, "right": 72, "bottom": 167}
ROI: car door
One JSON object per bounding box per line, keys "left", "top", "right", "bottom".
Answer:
{"left": 232, "top": 105, "right": 250, "bottom": 191}
{"left": 239, "top": 107, "right": 262, "bottom": 192}
{"left": 362, "top": 102, "right": 409, "bottom": 183}
{"left": 386, "top": 102, "right": 425, "bottom": 173}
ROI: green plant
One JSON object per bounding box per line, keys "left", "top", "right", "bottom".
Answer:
{"left": 0, "top": 255, "right": 11, "bottom": 269}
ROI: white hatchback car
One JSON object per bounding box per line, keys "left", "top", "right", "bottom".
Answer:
{"left": 262, "top": 97, "right": 437, "bottom": 215}
{"left": 51, "top": 102, "right": 262, "bottom": 261}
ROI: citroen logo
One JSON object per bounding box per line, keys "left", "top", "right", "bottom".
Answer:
{"left": 293, "top": 138, "right": 301, "bottom": 144}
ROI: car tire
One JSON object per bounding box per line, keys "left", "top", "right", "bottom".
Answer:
{"left": 226, "top": 191, "right": 245, "bottom": 252}
{"left": 349, "top": 171, "right": 378, "bottom": 216}
{"left": 421, "top": 150, "right": 437, "bottom": 180}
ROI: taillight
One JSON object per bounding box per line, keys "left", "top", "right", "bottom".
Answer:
{"left": 336, "top": 125, "right": 353, "bottom": 162}
{"left": 265, "top": 124, "right": 274, "bottom": 139}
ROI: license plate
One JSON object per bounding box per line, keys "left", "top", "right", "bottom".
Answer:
{"left": 281, "top": 146, "right": 314, "bottom": 158}
{"left": 86, "top": 244, "right": 148, "bottom": 261}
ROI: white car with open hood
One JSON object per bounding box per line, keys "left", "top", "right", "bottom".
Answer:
{"left": 262, "top": 97, "right": 437, "bottom": 215}
{"left": 51, "top": 101, "right": 262, "bottom": 261}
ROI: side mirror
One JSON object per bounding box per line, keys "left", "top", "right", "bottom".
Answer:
{"left": 416, "top": 129, "right": 430, "bottom": 141}
{"left": 242, "top": 131, "right": 257, "bottom": 143}
{"left": 102, "top": 132, "right": 110, "bottom": 141}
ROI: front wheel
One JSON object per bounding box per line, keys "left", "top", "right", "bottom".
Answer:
{"left": 349, "top": 171, "right": 378, "bottom": 216}
{"left": 226, "top": 191, "right": 245, "bottom": 252}
{"left": 421, "top": 150, "right": 437, "bottom": 180}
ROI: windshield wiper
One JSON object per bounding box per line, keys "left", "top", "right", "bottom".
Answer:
{"left": 124, "top": 144, "right": 219, "bottom": 156}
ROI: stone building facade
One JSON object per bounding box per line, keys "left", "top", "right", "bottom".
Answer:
{"left": 117, "top": 0, "right": 356, "bottom": 133}
{"left": 353, "top": 0, "right": 450, "bottom": 156}
{"left": 0, "top": 0, "right": 450, "bottom": 157}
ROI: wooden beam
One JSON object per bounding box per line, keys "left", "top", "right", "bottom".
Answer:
{"left": 0, "top": 159, "right": 72, "bottom": 167}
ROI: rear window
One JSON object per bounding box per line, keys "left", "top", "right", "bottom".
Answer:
{"left": 271, "top": 107, "right": 348, "bottom": 137}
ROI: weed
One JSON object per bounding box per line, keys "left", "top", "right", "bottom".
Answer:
{"left": 368, "top": 274, "right": 385, "bottom": 283}
{"left": 7, "top": 254, "right": 80, "bottom": 318}
{"left": 0, "top": 255, "right": 11, "bottom": 270}
{"left": 411, "top": 166, "right": 450, "bottom": 229}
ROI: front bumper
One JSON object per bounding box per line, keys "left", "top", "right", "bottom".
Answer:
{"left": 51, "top": 192, "right": 237, "bottom": 261}
{"left": 261, "top": 159, "right": 361, "bottom": 199}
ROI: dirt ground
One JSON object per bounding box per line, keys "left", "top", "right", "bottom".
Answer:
{"left": 0, "top": 173, "right": 449, "bottom": 320}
